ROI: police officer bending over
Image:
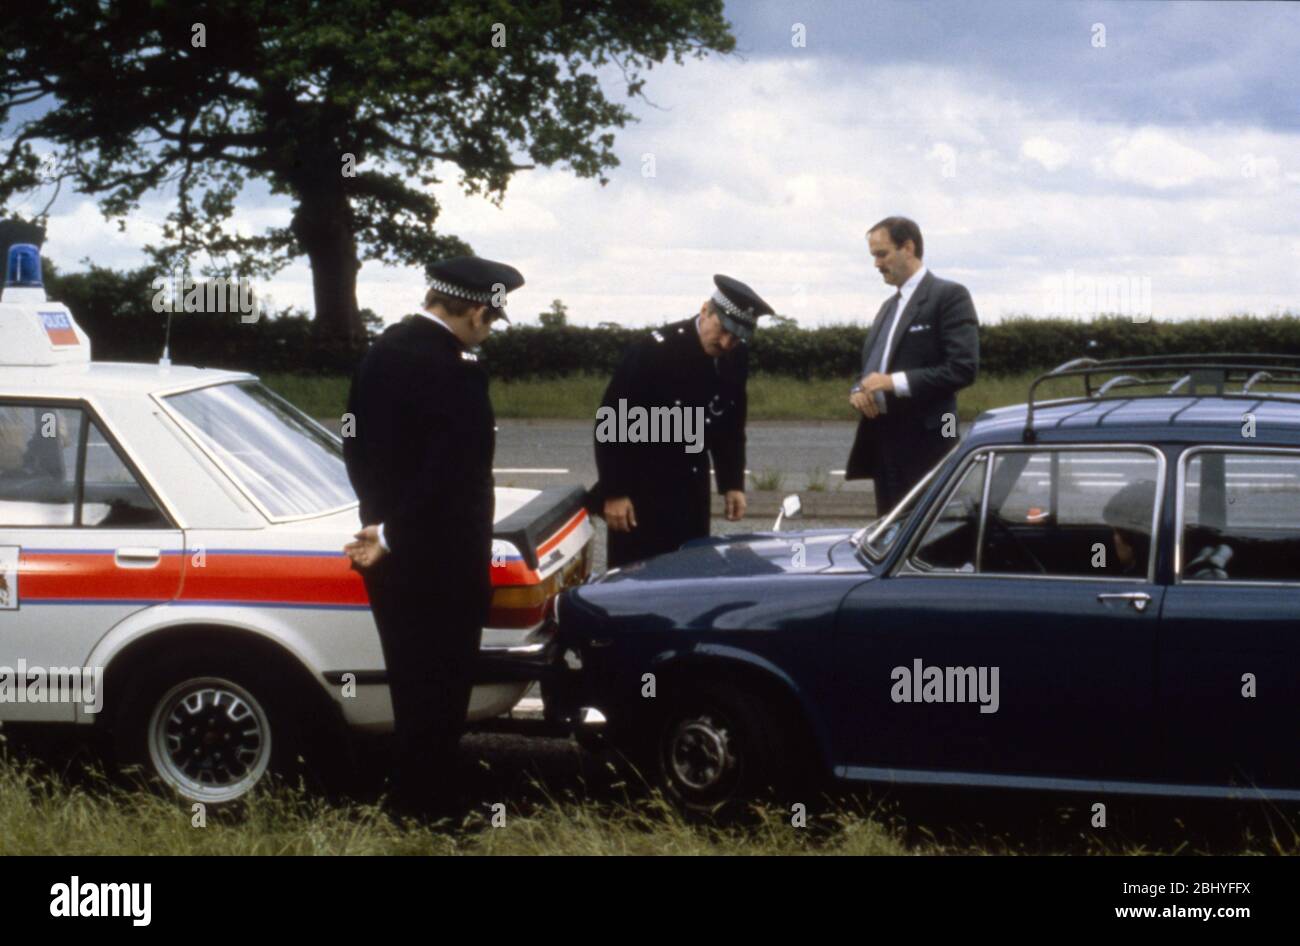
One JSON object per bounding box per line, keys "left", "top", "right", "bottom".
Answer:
{"left": 592, "top": 275, "right": 774, "bottom": 568}
{"left": 342, "top": 256, "right": 522, "bottom": 818}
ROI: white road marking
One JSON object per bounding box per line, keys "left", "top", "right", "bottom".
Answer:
{"left": 494, "top": 468, "right": 569, "bottom": 474}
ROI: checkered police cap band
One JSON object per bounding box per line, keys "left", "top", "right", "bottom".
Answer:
{"left": 711, "top": 289, "right": 754, "bottom": 322}
{"left": 427, "top": 277, "right": 498, "bottom": 305}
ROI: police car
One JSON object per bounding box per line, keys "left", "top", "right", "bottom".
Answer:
{"left": 0, "top": 245, "right": 593, "bottom": 804}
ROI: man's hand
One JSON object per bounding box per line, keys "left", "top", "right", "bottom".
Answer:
{"left": 849, "top": 388, "right": 878, "bottom": 419}
{"left": 861, "top": 371, "right": 895, "bottom": 397}
{"left": 724, "top": 490, "right": 747, "bottom": 521}
{"left": 344, "top": 525, "right": 387, "bottom": 570}
{"left": 851, "top": 372, "right": 895, "bottom": 419}
{"left": 604, "top": 496, "right": 637, "bottom": 533}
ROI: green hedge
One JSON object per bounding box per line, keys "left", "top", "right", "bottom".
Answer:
{"left": 43, "top": 261, "right": 1300, "bottom": 379}
{"left": 483, "top": 315, "right": 1300, "bottom": 380}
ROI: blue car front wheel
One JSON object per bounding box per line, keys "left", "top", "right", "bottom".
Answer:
{"left": 651, "top": 680, "right": 808, "bottom": 817}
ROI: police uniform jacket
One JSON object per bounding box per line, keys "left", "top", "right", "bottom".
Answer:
{"left": 593, "top": 317, "right": 747, "bottom": 563}
{"left": 344, "top": 316, "right": 495, "bottom": 604}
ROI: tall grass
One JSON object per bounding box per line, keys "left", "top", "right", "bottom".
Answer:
{"left": 2, "top": 749, "right": 1296, "bottom": 855}
{"left": 0, "top": 749, "right": 914, "bottom": 856}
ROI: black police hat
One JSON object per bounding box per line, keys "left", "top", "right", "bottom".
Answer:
{"left": 425, "top": 256, "right": 524, "bottom": 321}
{"left": 711, "top": 274, "right": 774, "bottom": 342}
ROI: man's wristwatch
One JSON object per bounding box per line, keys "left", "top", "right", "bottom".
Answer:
{"left": 850, "top": 384, "right": 863, "bottom": 395}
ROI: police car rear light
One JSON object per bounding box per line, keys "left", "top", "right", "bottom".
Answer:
{"left": 488, "top": 572, "right": 561, "bottom": 627}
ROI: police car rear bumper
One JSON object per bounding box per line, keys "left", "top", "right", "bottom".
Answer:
{"left": 475, "top": 620, "right": 564, "bottom": 686}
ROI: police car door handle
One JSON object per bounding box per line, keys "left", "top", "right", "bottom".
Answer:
{"left": 1096, "top": 591, "right": 1151, "bottom": 612}
{"left": 115, "top": 546, "right": 162, "bottom": 568}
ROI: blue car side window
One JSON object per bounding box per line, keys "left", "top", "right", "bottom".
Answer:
{"left": 1182, "top": 451, "right": 1300, "bottom": 583}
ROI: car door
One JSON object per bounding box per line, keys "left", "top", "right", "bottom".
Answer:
{"left": 1157, "top": 447, "right": 1300, "bottom": 792}
{"left": 833, "top": 445, "right": 1165, "bottom": 784}
{"left": 0, "top": 401, "right": 183, "bottom": 721}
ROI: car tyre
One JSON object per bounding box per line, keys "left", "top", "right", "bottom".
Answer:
{"left": 647, "top": 680, "right": 810, "bottom": 819}
{"left": 113, "top": 654, "right": 306, "bottom": 807}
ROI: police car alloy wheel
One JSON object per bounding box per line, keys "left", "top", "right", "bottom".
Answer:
{"left": 113, "top": 655, "right": 304, "bottom": 806}
{"left": 147, "top": 676, "right": 273, "bottom": 805}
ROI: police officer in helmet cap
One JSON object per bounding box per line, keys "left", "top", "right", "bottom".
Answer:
{"left": 592, "top": 275, "right": 774, "bottom": 568}
{"left": 343, "top": 255, "right": 521, "bottom": 818}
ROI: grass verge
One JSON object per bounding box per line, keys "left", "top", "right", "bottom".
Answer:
{"left": 3, "top": 748, "right": 1297, "bottom": 856}
{"left": 265, "top": 371, "right": 1076, "bottom": 424}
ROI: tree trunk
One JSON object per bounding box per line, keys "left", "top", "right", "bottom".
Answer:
{"left": 292, "top": 185, "right": 364, "bottom": 344}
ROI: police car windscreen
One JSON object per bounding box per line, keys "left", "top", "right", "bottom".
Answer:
{"left": 164, "top": 382, "right": 355, "bottom": 518}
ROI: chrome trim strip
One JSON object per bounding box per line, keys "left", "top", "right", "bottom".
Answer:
{"left": 890, "top": 570, "right": 1152, "bottom": 585}
{"left": 975, "top": 452, "right": 993, "bottom": 572}
{"left": 834, "top": 765, "right": 1300, "bottom": 801}
{"left": 480, "top": 641, "right": 549, "bottom": 657}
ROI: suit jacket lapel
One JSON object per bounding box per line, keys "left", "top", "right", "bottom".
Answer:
{"left": 888, "top": 271, "right": 933, "bottom": 365}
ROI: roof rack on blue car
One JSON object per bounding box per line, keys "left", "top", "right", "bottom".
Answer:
{"left": 1022, "top": 353, "right": 1300, "bottom": 442}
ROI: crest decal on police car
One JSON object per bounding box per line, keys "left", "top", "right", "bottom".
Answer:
{"left": 0, "top": 547, "right": 18, "bottom": 610}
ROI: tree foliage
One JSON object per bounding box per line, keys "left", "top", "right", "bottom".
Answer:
{"left": 0, "top": 0, "right": 733, "bottom": 341}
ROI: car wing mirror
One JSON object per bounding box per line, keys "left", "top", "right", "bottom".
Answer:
{"left": 773, "top": 493, "right": 802, "bottom": 531}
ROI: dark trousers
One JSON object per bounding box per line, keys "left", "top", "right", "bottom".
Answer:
{"left": 872, "top": 422, "right": 950, "bottom": 516}
{"left": 362, "top": 560, "right": 486, "bottom": 812}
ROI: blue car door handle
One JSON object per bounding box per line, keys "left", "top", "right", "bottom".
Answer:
{"left": 1097, "top": 591, "right": 1151, "bottom": 612}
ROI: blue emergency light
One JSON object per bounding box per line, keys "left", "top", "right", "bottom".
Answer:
{"left": 5, "top": 243, "right": 43, "bottom": 288}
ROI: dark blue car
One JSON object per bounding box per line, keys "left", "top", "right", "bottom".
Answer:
{"left": 547, "top": 356, "right": 1300, "bottom": 812}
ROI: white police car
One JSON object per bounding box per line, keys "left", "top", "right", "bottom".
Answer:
{"left": 0, "top": 245, "right": 593, "bottom": 804}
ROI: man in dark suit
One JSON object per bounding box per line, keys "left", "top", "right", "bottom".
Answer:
{"left": 847, "top": 217, "right": 979, "bottom": 515}
{"left": 592, "top": 275, "right": 774, "bottom": 567}
{"left": 342, "top": 256, "right": 523, "bottom": 818}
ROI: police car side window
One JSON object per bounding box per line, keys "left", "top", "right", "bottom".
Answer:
{"left": 0, "top": 405, "right": 82, "bottom": 526}
{"left": 81, "top": 422, "right": 167, "bottom": 528}
{"left": 0, "top": 405, "right": 165, "bottom": 529}
{"left": 1182, "top": 451, "right": 1300, "bottom": 583}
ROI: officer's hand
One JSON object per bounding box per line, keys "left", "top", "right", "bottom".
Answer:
{"left": 345, "top": 525, "right": 387, "bottom": 570}
{"left": 724, "top": 490, "right": 747, "bottom": 521}
{"left": 604, "top": 496, "right": 637, "bottom": 533}
{"left": 850, "top": 389, "right": 879, "bottom": 419}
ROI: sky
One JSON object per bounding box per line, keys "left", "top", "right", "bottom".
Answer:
{"left": 10, "top": 0, "right": 1300, "bottom": 327}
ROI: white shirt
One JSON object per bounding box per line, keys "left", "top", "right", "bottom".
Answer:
{"left": 879, "top": 265, "right": 927, "bottom": 398}
{"left": 376, "top": 309, "right": 457, "bottom": 552}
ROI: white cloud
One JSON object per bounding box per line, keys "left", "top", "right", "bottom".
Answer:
{"left": 1095, "top": 127, "right": 1223, "bottom": 190}
{"left": 29, "top": 56, "right": 1300, "bottom": 329}
{"left": 1020, "top": 136, "right": 1070, "bottom": 171}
